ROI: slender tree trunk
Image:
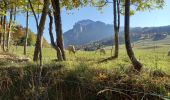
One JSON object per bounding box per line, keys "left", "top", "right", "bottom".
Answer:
{"left": 31, "top": 0, "right": 50, "bottom": 99}
{"left": 13, "top": 3, "right": 17, "bottom": 49}
{"left": 0, "top": 16, "right": 3, "bottom": 46}
{"left": 13, "top": 3, "right": 17, "bottom": 21}
{"left": 33, "top": 38, "right": 40, "bottom": 61}
{"left": 28, "top": 0, "right": 39, "bottom": 61}
{"left": 24, "top": 5, "right": 29, "bottom": 55}
{"left": 28, "top": 0, "right": 39, "bottom": 30}
{"left": 48, "top": 11, "right": 63, "bottom": 61}
{"left": 124, "top": 0, "right": 142, "bottom": 71}
{"left": 51, "top": 0, "right": 66, "bottom": 60}
{"left": 29, "top": 0, "right": 41, "bottom": 61}
{"left": 2, "top": 14, "right": 6, "bottom": 52}
{"left": 6, "top": 8, "right": 13, "bottom": 51}
{"left": 113, "top": 0, "right": 120, "bottom": 58}
{"left": 33, "top": 0, "right": 50, "bottom": 64}
{"left": 2, "top": 0, "right": 7, "bottom": 52}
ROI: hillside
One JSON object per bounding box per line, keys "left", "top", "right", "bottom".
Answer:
{"left": 12, "top": 25, "right": 50, "bottom": 47}
{"left": 63, "top": 20, "right": 170, "bottom": 48}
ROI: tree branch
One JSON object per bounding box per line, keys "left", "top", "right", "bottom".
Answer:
{"left": 28, "top": 0, "right": 39, "bottom": 30}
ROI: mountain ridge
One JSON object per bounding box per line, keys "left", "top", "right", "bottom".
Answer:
{"left": 63, "top": 19, "right": 170, "bottom": 47}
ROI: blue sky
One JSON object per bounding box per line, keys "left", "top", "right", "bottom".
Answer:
{"left": 14, "top": 0, "right": 170, "bottom": 42}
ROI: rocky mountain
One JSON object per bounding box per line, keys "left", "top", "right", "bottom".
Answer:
{"left": 63, "top": 20, "right": 117, "bottom": 47}
{"left": 63, "top": 19, "right": 170, "bottom": 47}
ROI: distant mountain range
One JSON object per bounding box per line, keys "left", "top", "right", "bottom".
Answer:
{"left": 63, "top": 20, "right": 117, "bottom": 47}
{"left": 63, "top": 19, "right": 170, "bottom": 47}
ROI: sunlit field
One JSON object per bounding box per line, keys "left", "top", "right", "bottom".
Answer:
{"left": 0, "top": 37, "right": 170, "bottom": 99}
{"left": 5, "top": 36, "right": 170, "bottom": 73}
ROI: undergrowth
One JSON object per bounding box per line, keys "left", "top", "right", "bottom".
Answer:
{"left": 0, "top": 62, "right": 170, "bottom": 100}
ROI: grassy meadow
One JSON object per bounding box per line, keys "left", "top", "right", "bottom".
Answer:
{"left": 5, "top": 36, "right": 170, "bottom": 72}
{"left": 0, "top": 36, "right": 170, "bottom": 99}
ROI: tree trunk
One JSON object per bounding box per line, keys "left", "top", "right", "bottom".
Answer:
{"left": 0, "top": 16, "right": 3, "bottom": 45}
{"left": 14, "top": 4, "right": 17, "bottom": 21}
{"left": 51, "top": 0, "right": 66, "bottom": 60}
{"left": 24, "top": 5, "right": 29, "bottom": 55}
{"left": 6, "top": 8, "right": 13, "bottom": 51}
{"left": 2, "top": 14, "right": 6, "bottom": 52}
{"left": 28, "top": 0, "right": 39, "bottom": 61}
{"left": 33, "top": 0, "right": 50, "bottom": 64}
{"left": 32, "top": 0, "right": 50, "bottom": 99}
{"left": 48, "top": 11, "right": 63, "bottom": 61}
{"left": 113, "top": 0, "right": 120, "bottom": 58}
{"left": 28, "top": 0, "right": 39, "bottom": 30}
{"left": 124, "top": 0, "right": 142, "bottom": 71}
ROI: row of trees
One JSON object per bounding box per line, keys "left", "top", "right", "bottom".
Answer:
{"left": 0, "top": 0, "right": 165, "bottom": 71}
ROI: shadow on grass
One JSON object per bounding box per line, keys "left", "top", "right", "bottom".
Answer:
{"left": 0, "top": 61, "right": 169, "bottom": 100}
{"left": 98, "top": 56, "right": 118, "bottom": 63}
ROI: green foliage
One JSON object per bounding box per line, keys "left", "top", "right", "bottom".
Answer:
{"left": 8, "top": 25, "right": 49, "bottom": 47}
{"left": 27, "top": 32, "right": 36, "bottom": 46}
{"left": 60, "top": 0, "right": 106, "bottom": 10}
{"left": 120, "top": 0, "right": 165, "bottom": 15}
{"left": 131, "top": 0, "right": 165, "bottom": 11}
{"left": 43, "top": 38, "right": 50, "bottom": 48}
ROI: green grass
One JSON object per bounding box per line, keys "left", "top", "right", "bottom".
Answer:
{"left": 5, "top": 36, "right": 170, "bottom": 73}
{"left": 0, "top": 37, "right": 170, "bottom": 99}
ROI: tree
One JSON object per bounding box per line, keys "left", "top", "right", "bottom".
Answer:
{"left": 2, "top": 12, "right": 6, "bottom": 52}
{"left": 51, "top": 0, "right": 66, "bottom": 60}
{"left": 48, "top": 10, "right": 63, "bottom": 61}
{"left": 33, "top": 0, "right": 50, "bottom": 65}
{"left": 124, "top": 0, "right": 142, "bottom": 71}
{"left": 28, "top": 0, "right": 39, "bottom": 30}
{"left": 24, "top": 4, "right": 29, "bottom": 55}
{"left": 0, "top": 17, "right": 3, "bottom": 45}
{"left": 6, "top": 7, "right": 13, "bottom": 51}
{"left": 27, "top": 0, "right": 45, "bottom": 62}
{"left": 123, "top": 0, "right": 165, "bottom": 71}
{"left": 1, "top": 0, "right": 8, "bottom": 52}
{"left": 113, "top": 0, "right": 120, "bottom": 58}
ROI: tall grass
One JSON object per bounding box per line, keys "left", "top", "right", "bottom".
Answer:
{"left": 0, "top": 39, "right": 170, "bottom": 99}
